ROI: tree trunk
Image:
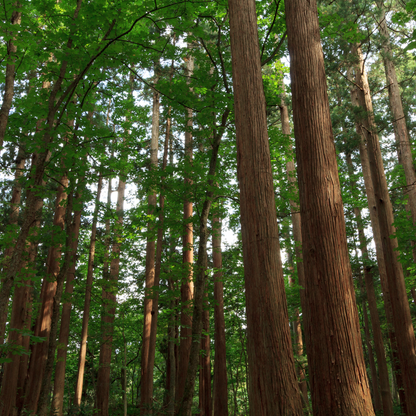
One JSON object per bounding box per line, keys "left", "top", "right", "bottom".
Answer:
{"left": 51, "top": 189, "right": 83, "bottom": 416}
{"left": 285, "top": 1, "right": 374, "bottom": 414}
{"left": 21, "top": 174, "right": 69, "bottom": 415}
{"left": 141, "top": 67, "right": 160, "bottom": 413}
{"left": 94, "top": 175, "right": 126, "bottom": 416}
{"left": 280, "top": 92, "right": 309, "bottom": 407}
{"left": 212, "top": 215, "right": 228, "bottom": 416}
{"left": 352, "top": 45, "right": 416, "bottom": 411}
{"left": 177, "top": 51, "right": 195, "bottom": 406}
{"left": 228, "top": 1, "right": 303, "bottom": 414}
{"left": 0, "top": 3, "right": 22, "bottom": 148}
{"left": 346, "top": 153, "right": 394, "bottom": 415}
{"left": 199, "top": 291, "right": 211, "bottom": 416}
{"left": 73, "top": 173, "right": 103, "bottom": 409}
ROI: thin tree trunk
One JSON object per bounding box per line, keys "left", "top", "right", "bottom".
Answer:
{"left": 352, "top": 45, "right": 416, "bottom": 411}
{"left": 141, "top": 66, "right": 160, "bottom": 413}
{"left": 285, "top": 1, "right": 374, "bottom": 413}
{"left": 280, "top": 92, "right": 309, "bottom": 407}
{"left": 199, "top": 291, "right": 211, "bottom": 416}
{"left": 228, "top": 1, "right": 303, "bottom": 413}
{"left": 0, "top": 3, "right": 22, "bottom": 148}
{"left": 346, "top": 153, "right": 394, "bottom": 415}
{"left": 50, "top": 188, "right": 83, "bottom": 416}
{"left": 94, "top": 175, "right": 126, "bottom": 416}
{"left": 212, "top": 215, "right": 228, "bottom": 416}
{"left": 177, "top": 51, "right": 195, "bottom": 407}
{"left": 176, "top": 108, "right": 230, "bottom": 416}
{"left": 73, "top": 173, "right": 103, "bottom": 409}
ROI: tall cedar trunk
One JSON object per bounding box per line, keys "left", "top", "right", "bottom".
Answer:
{"left": 228, "top": 1, "right": 303, "bottom": 414}
{"left": 175, "top": 108, "right": 229, "bottom": 416}
{"left": 147, "top": 103, "right": 171, "bottom": 410}
{"left": 51, "top": 190, "right": 83, "bottom": 416}
{"left": 199, "top": 292, "right": 211, "bottom": 416}
{"left": 177, "top": 51, "right": 195, "bottom": 406}
{"left": 141, "top": 67, "right": 160, "bottom": 413}
{"left": 22, "top": 174, "right": 69, "bottom": 414}
{"left": 280, "top": 93, "right": 309, "bottom": 406}
{"left": 0, "top": 3, "right": 22, "bottom": 148}
{"left": 36, "top": 192, "right": 77, "bottom": 416}
{"left": 348, "top": 65, "right": 408, "bottom": 414}
{"left": 346, "top": 153, "right": 394, "bottom": 415}
{"left": 285, "top": 1, "right": 374, "bottom": 414}
{"left": 95, "top": 175, "right": 126, "bottom": 416}
{"left": 352, "top": 45, "right": 416, "bottom": 411}
{"left": 212, "top": 216, "right": 229, "bottom": 416}
{"left": 73, "top": 173, "right": 103, "bottom": 409}
{"left": 377, "top": 3, "right": 416, "bottom": 235}
{"left": 0, "top": 146, "right": 26, "bottom": 344}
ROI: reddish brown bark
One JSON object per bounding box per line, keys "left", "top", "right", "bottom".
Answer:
{"left": 0, "top": 3, "right": 22, "bottom": 148}
{"left": 285, "top": 1, "right": 374, "bottom": 414}
{"left": 177, "top": 52, "right": 195, "bottom": 406}
{"left": 141, "top": 70, "right": 160, "bottom": 413}
{"left": 51, "top": 190, "right": 83, "bottom": 416}
{"left": 94, "top": 176, "right": 126, "bottom": 416}
{"left": 228, "top": 0, "right": 303, "bottom": 414}
{"left": 351, "top": 45, "right": 416, "bottom": 411}
{"left": 199, "top": 293, "right": 211, "bottom": 416}
{"left": 212, "top": 216, "right": 228, "bottom": 416}
{"left": 73, "top": 173, "right": 103, "bottom": 409}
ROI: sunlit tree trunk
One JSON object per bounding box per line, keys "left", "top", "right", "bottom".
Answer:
{"left": 285, "top": 1, "right": 374, "bottom": 413}
{"left": 228, "top": 0, "right": 303, "bottom": 414}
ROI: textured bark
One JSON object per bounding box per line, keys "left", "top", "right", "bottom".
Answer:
{"left": 0, "top": 3, "right": 22, "bottom": 148}
{"left": 285, "top": 1, "right": 374, "bottom": 414}
{"left": 141, "top": 68, "right": 160, "bottom": 413}
{"left": 51, "top": 190, "right": 83, "bottom": 416}
{"left": 94, "top": 176, "right": 125, "bottom": 416}
{"left": 228, "top": 1, "right": 303, "bottom": 414}
{"left": 22, "top": 174, "right": 69, "bottom": 415}
{"left": 73, "top": 173, "right": 103, "bottom": 409}
{"left": 199, "top": 293, "right": 211, "bottom": 416}
{"left": 346, "top": 153, "right": 393, "bottom": 415}
{"left": 177, "top": 52, "right": 195, "bottom": 406}
{"left": 212, "top": 216, "right": 228, "bottom": 416}
{"left": 352, "top": 45, "right": 416, "bottom": 411}
{"left": 280, "top": 93, "right": 308, "bottom": 406}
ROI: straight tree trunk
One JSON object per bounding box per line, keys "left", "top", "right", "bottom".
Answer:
{"left": 285, "top": 1, "right": 375, "bottom": 414}
{"left": 346, "top": 153, "right": 394, "bottom": 415}
{"left": 73, "top": 173, "right": 103, "bottom": 409}
{"left": 51, "top": 189, "right": 84, "bottom": 416}
{"left": 0, "top": 3, "right": 22, "bottom": 148}
{"left": 95, "top": 175, "right": 126, "bottom": 416}
{"left": 177, "top": 51, "right": 195, "bottom": 406}
{"left": 141, "top": 67, "right": 160, "bottom": 413}
{"left": 212, "top": 215, "right": 228, "bottom": 416}
{"left": 21, "top": 174, "right": 69, "bottom": 414}
{"left": 280, "top": 92, "right": 309, "bottom": 407}
{"left": 352, "top": 45, "right": 416, "bottom": 411}
{"left": 199, "top": 292, "right": 211, "bottom": 416}
{"left": 228, "top": 1, "right": 303, "bottom": 414}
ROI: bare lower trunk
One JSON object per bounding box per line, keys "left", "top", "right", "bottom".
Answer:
{"left": 212, "top": 216, "right": 228, "bottom": 416}
{"left": 285, "top": 1, "right": 374, "bottom": 413}
{"left": 228, "top": 1, "right": 303, "bottom": 413}
{"left": 352, "top": 45, "right": 416, "bottom": 411}
{"left": 199, "top": 293, "right": 211, "bottom": 416}
{"left": 73, "top": 173, "right": 103, "bottom": 409}
{"left": 51, "top": 190, "right": 83, "bottom": 416}
{"left": 177, "top": 52, "right": 195, "bottom": 406}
